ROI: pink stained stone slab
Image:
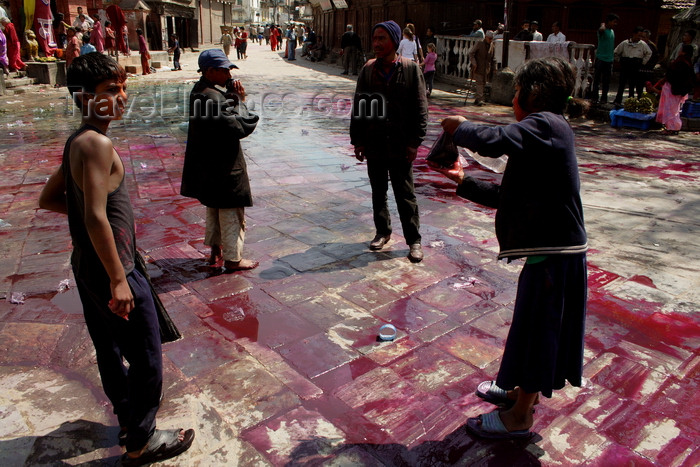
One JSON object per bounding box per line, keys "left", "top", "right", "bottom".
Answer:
{"left": 468, "top": 306, "right": 512, "bottom": 341}
{"left": 588, "top": 443, "right": 657, "bottom": 467}
{"left": 391, "top": 345, "right": 474, "bottom": 395}
{"left": 373, "top": 296, "right": 448, "bottom": 334}
{"left": 168, "top": 291, "right": 214, "bottom": 319}
{"left": 163, "top": 331, "right": 248, "bottom": 378}
{"left": 242, "top": 407, "right": 348, "bottom": 465}
{"left": 198, "top": 357, "right": 302, "bottom": 431}
{"left": 260, "top": 274, "right": 327, "bottom": 306}
{"left": 235, "top": 339, "right": 323, "bottom": 401}
{"left": 336, "top": 279, "right": 405, "bottom": 313}
{"left": 278, "top": 332, "right": 361, "bottom": 379}
{"left": 584, "top": 312, "right": 630, "bottom": 353}
{"left": 302, "top": 393, "right": 393, "bottom": 446}
{"left": 433, "top": 326, "right": 503, "bottom": 370}
{"left": 277, "top": 249, "right": 340, "bottom": 272}
{"left": 584, "top": 352, "right": 668, "bottom": 403}
{"left": 311, "top": 356, "right": 380, "bottom": 394}
{"left": 291, "top": 294, "right": 361, "bottom": 330}
{"left": 365, "top": 335, "right": 423, "bottom": 366}
{"left": 205, "top": 303, "right": 322, "bottom": 349}
{"left": 333, "top": 367, "right": 446, "bottom": 445}
{"left": 535, "top": 415, "right": 608, "bottom": 465}
{"left": 646, "top": 377, "right": 700, "bottom": 436}
{"left": 189, "top": 273, "right": 253, "bottom": 302}
{"left": 600, "top": 401, "right": 687, "bottom": 457}
{"left": 413, "top": 318, "right": 463, "bottom": 344}
{"left": 0, "top": 322, "right": 67, "bottom": 366}
{"left": 587, "top": 264, "right": 622, "bottom": 290}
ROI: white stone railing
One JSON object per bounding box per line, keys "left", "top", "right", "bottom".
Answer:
{"left": 434, "top": 35, "right": 482, "bottom": 84}
{"left": 435, "top": 35, "right": 595, "bottom": 97}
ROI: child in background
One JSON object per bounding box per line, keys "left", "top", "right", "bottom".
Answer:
{"left": 64, "top": 27, "right": 80, "bottom": 68}
{"left": 423, "top": 42, "right": 437, "bottom": 97}
{"left": 430, "top": 57, "right": 588, "bottom": 439}
{"left": 104, "top": 21, "right": 116, "bottom": 56}
{"left": 80, "top": 33, "right": 96, "bottom": 55}
{"left": 646, "top": 44, "right": 695, "bottom": 135}
{"left": 168, "top": 33, "right": 182, "bottom": 71}
{"left": 397, "top": 27, "right": 418, "bottom": 62}
{"left": 39, "top": 53, "right": 194, "bottom": 465}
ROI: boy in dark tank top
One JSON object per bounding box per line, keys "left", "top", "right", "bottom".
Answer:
{"left": 39, "top": 53, "right": 194, "bottom": 466}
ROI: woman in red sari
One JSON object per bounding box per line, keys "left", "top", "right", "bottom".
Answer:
{"left": 270, "top": 25, "right": 279, "bottom": 52}
{"left": 0, "top": 18, "right": 26, "bottom": 71}
{"left": 137, "top": 28, "right": 150, "bottom": 75}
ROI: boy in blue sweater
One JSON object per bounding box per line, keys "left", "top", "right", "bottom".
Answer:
{"left": 430, "top": 57, "right": 588, "bottom": 439}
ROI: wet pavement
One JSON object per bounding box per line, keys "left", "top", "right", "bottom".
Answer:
{"left": 1, "top": 42, "right": 699, "bottom": 466}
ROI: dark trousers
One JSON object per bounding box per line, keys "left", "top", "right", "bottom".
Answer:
{"left": 615, "top": 57, "right": 644, "bottom": 103}
{"left": 173, "top": 52, "right": 181, "bottom": 70}
{"left": 366, "top": 153, "right": 421, "bottom": 245}
{"left": 343, "top": 46, "right": 359, "bottom": 74}
{"left": 76, "top": 267, "right": 163, "bottom": 452}
{"left": 424, "top": 71, "right": 435, "bottom": 94}
{"left": 591, "top": 60, "right": 612, "bottom": 102}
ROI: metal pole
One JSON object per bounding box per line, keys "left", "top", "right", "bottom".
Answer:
{"left": 502, "top": 0, "right": 511, "bottom": 68}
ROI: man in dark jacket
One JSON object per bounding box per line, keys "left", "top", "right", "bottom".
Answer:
{"left": 350, "top": 20, "right": 429, "bottom": 262}
{"left": 181, "top": 49, "right": 259, "bottom": 271}
{"left": 513, "top": 20, "right": 533, "bottom": 41}
{"left": 341, "top": 24, "right": 362, "bottom": 75}
{"left": 469, "top": 30, "right": 495, "bottom": 106}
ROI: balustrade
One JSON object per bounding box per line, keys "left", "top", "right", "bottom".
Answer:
{"left": 435, "top": 35, "right": 595, "bottom": 98}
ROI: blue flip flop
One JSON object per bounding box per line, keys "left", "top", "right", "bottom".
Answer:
{"left": 466, "top": 411, "right": 532, "bottom": 440}
{"left": 475, "top": 380, "right": 515, "bottom": 408}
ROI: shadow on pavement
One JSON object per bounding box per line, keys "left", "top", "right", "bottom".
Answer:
{"left": 1, "top": 420, "right": 122, "bottom": 466}
{"left": 283, "top": 427, "right": 544, "bottom": 466}
{"left": 260, "top": 242, "right": 403, "bottom": 279}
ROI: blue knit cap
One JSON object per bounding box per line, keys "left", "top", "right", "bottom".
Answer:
{"left": 372, "top": 20, "right": 402, "bottom": 50}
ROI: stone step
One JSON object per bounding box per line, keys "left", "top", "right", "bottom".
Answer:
{"left": 4, "top": 77, "right": 39, "bottom": 88}
{"left": 114, "top": 51, "right": 170, "bottom": 68}
{"left": 1, "top": 84, "right": 53, "bottom": 95}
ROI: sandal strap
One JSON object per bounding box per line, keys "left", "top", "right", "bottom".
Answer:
{"left": 479, "top": 380, "right": 507, "bottom": 399}
{"left": 480, "top": 411, "right": 507, "bottom": 434}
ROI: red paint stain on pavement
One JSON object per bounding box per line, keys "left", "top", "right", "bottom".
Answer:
{"left": 588, "top": 292, "right": 700, "bottom": 349}
{"left": 580, "top": 162, "right": 699, "bottom": 180}
{"left": 588, "top": 265, "right": 621, "bottom": 290}
{"left": 628, "top": 274, "right": 656, "bottom": 288}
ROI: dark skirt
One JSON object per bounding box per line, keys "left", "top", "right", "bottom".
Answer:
{"left": 496, "top": 253, "right": 587, "bottom": 398}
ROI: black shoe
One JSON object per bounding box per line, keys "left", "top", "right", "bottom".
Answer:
{"left": 408, "top": 243, "right": 423, "bottom": 263}
{"left": 341, "top": 71, "right": 349, "bottom": 75}
{"left": 370, "top": 234, "right": 391, "bottom": 250}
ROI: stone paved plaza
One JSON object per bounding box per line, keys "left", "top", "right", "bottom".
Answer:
{"left": 0, "top": 43, "right": 699, "bottom": 466}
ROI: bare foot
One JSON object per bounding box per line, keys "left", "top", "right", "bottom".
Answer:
{"left": 224, "top": 259, "right": 259, "bottom": 271}
{"left": 498, "top": 407, "right": 534, "bottom": 433}
{"left": 208, "top": 245, "right": 222, "bottom": 265}
{"left": 506, "top": 388, "right": 540, "bottom": 405}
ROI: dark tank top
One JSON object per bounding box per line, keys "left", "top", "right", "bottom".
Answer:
{"left": 62, "top": 124, "right": 136, "bottom": 280}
